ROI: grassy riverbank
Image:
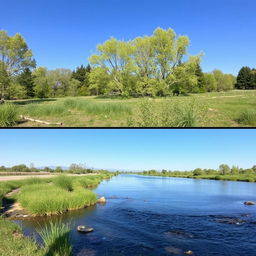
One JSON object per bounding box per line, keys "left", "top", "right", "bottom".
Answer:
{"left": 139, "top": 171, "right": 256, "bottom": 183}
{"left": 0, "top": 173, "right": 115, "bottom": 256}
{"left": 1, "top": 90, "right": 256, "bottom": 127}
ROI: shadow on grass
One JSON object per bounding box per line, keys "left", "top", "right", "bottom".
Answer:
{"left": 10, "top": 99, "right": 57, "bottom": 106}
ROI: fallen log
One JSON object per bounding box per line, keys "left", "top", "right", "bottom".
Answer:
{"left": 20, "top": 115, "right": 63, "bottom": 126}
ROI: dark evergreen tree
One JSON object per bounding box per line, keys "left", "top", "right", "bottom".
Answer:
{"left": 195, "top": 64, "right": 206, "bottom": 92}
{"left": 71, "top": 64, "right": 91, "bottom": 95}
{"left": 236, "top": 66, "right": 253, "bottom": 89}
{"left": 252, "top": 69, "right": 256, "bottom": 89}
{"left": 17, "top": 68, "right": 35, "bottom": 97}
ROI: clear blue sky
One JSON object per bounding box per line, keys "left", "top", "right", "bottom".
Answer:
{"left": 1, "top": 0, "right": 255, "bottom": 75}
{"left": 0, "top": 129, "right": 255, "bottom": 171}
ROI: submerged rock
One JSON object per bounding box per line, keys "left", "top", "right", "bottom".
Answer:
{"left": 244, "top": 201, "right": 256, "bottom": 206}
{"left": 77, "top": 225, "right": 94, "bottom": 233}
{"left": 184, "top": 250, "right": 194, "bottom": 255}
{"left": 215, "top": 217, "right": 245, "bottom": 225}
{"left": 97, "top": 197, "right": 106, "bottom": 204}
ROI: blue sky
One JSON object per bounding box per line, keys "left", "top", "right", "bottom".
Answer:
{"left": 0, "top": 129, "right": 255, "bottom": 171}
{"left": 1, "top": 0, "right": 255, "bottom": 75}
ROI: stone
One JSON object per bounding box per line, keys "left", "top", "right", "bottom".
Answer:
{"left": 244, "top": 201, "right": 256, "bottom": 206}
{"left": 97, "top": 197, "right": 106, "bottom": 204}
{"left": 184, "top": 250, "right": 193, "bottom": 255}
{"left": 77, "top": 225, "right": 94, "bottom": 233}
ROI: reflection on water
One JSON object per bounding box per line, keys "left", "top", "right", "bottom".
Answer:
{"left": 17, "top": 174, "right": 256, "bottom": 256}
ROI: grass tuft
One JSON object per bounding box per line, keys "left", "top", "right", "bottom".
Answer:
{"left": 236, "top": 109, "right": 256, "bottom": 125}
{"left": 0, "top": 103, "right": 19, "bottom": 127}
{"left": 37, "top": 220, "right": 72, "bottom": 256}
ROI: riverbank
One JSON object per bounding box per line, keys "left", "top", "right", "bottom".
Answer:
{"left": 1, "top": 174, "right": 114, "bottom": 218}
{"left": 138, "top": 173, "right": 256, "bottom": 183}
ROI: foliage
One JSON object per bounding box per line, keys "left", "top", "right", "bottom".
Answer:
{"left": 0, "top": 30, "right": 36, "bottom": 99}
{"left": 0, "top": 103, "right": 19, "bottom": 126}
{"left": 236, "top": 66, "right": 256, "bottom": 90}
{"left": 17, "top": 68, "right": 35, "bottom": 98}
{"left": 37, "top": 221, "right": 72, "bottom": 256}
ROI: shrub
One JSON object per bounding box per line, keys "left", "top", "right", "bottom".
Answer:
{"left": 0, "top": 103, "right": 19, "bottom": 127}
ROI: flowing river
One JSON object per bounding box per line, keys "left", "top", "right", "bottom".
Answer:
{"left": 16, "top": 174, "right": 256, "bottom": 256}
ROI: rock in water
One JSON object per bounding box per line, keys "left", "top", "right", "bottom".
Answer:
{"left": 97, "top": 197, "right": 106, "bottom": 204}
{"left": 184, "top": 250, "right": 194, "bottom": 255}
{"left": 77, "top": 225, "right": 94, "bottom": 233}
{"left": 244, "top": 201, "right": 256, "bottom": 206}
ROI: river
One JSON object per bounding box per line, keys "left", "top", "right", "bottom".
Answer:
{"left": 16, "top": 174, "right": 256, "bottom": 256}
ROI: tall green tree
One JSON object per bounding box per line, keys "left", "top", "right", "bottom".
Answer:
{"left": 236, "top": 66, "right": 253, "bottom": 89}
{"left": 194, "top": 63, "right": 206, "bottom": 92}
{"left": 204, "top": 73, "right": 217, "bottom": 92}
{"left": 33, "top": 67, "right": 50, "bottom": 98}
{"left": 17, "top": 68, "right": 35, "bottom": 98}
{"left": 0, "top": 30, "right": 36, "bottom": 99}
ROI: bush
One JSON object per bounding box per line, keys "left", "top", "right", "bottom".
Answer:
{"left": 236, "top": 109, "right": 256, "bottom": 125}
{"left": 0, "top": 103, "right": 19, "bottom": 127}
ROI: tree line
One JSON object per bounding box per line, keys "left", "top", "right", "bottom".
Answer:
{"left": 140, "top": 164, "right": 256, "bottom": 182}
{"left": 0, "top": 163, "right": 111, "bottom": 174}
{"left": 1, "top": 28, "right": 254, "bottom": 101}
{"left": 235, "top": 66, "right": 256, "bottom": 90}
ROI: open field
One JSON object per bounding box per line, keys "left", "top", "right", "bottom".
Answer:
{"left": 2, "top": 90, "right": 255, "bottom": 127}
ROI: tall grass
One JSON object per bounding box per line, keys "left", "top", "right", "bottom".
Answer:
{"left": 37, "top": 220, "right": 72, "bottom": 256}
{"left": 0, "top": 103, "right": 19, "bottom": 127}
{"left": 63, "top": 98, "right": 132, "bottom": 117}
{"left": 128, "top": 99, "right": 207, "bottom": 127}
{"left": 236, "top": 109, "right": 256, "bottom": 125}
{"left": 53, "top": 175, "right": 73, "bottom": 191}
{"left": 21, "top": 103, "right": 67, "bottom": 117}
{"left": 18, "top": 183, "right": 97, "bottom": 215}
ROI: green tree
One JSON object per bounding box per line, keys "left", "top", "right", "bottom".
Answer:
{"left": 193, "top": 168, "right": 203, "bottom": 176}
{"left": 33, "top": 67, "right": 50, "bottom": 98}
{"left": 0, "top": 30, "right": 36, "bottom": 99}
{"left": 204, "top": 73, "right": 217, "bottom": 92}
{"left": 17, "top": 68, "right": 35, "bottom": 98}
{"left": 219, "top": 164, "right": 231, "bottom": 175}
{"left": 236, "top": 66, "right": 253, "bottom": 90}
{"left": 212, "top": 69, "right": 234, "bottom": 91}
{"left": 194, "top": 64, "right": 206, "bottom": 92}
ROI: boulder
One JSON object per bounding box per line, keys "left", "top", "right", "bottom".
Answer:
{"left": 97, "top": 197, "right": 106, "bottom": 204}
{"left": 244, "top": 201, "right": 256, "bottom": 206}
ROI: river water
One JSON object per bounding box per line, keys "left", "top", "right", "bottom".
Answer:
{"left": 17, "top": 174, "right": 256, "bottom": 256}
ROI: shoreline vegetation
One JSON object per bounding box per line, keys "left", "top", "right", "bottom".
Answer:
{"left": 136, "top": 164, "right": 256, "bottom": 183}
{"left": 0, "top": 170, "right": 116, "bottom": 256}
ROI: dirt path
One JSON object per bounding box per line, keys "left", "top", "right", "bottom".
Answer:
{"left": 0, "top": 173, "right": 98, "bottom": 181}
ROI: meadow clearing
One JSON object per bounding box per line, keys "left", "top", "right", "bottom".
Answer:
{"left": 1, "top": 90, "right": 256, "bottom": 127}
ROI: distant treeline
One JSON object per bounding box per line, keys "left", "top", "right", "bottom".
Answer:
{"left": 139, "top": 164, "right": 256, "bottom": 182}
{"left": 0, "top": 163, "right": 116, "bottom": 175}
{"left": 0, "top": 28, "right": 245, "bottom": 101}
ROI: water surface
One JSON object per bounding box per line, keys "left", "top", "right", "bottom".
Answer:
{"left": 17, "top": 174, "right": 256, "bottom": 256}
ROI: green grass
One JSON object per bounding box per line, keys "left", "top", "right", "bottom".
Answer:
{"left": 16, "top": 175, "right": 104, "bottom": 216}
{"left": 236, "top": 109, "right": 256, "bottom": 125}
{"left": 7, "top": 90, "right": 256, "bottom": 127}
{"left": 0, "top": 217, "right": 44, "bottom": 256}
{"left": 37, "top": 220, "right": 72, "bottom": 256}
{"left": 0, "top": 103, "right": 19, "bottom": 127}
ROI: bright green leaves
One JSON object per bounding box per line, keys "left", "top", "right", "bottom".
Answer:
{"left": 89, "top": 27, "right": 201, "bottom": 96}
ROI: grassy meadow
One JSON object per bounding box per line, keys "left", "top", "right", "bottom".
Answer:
{"left": 1, "top": 90, "right": 255, "bottom": 127}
